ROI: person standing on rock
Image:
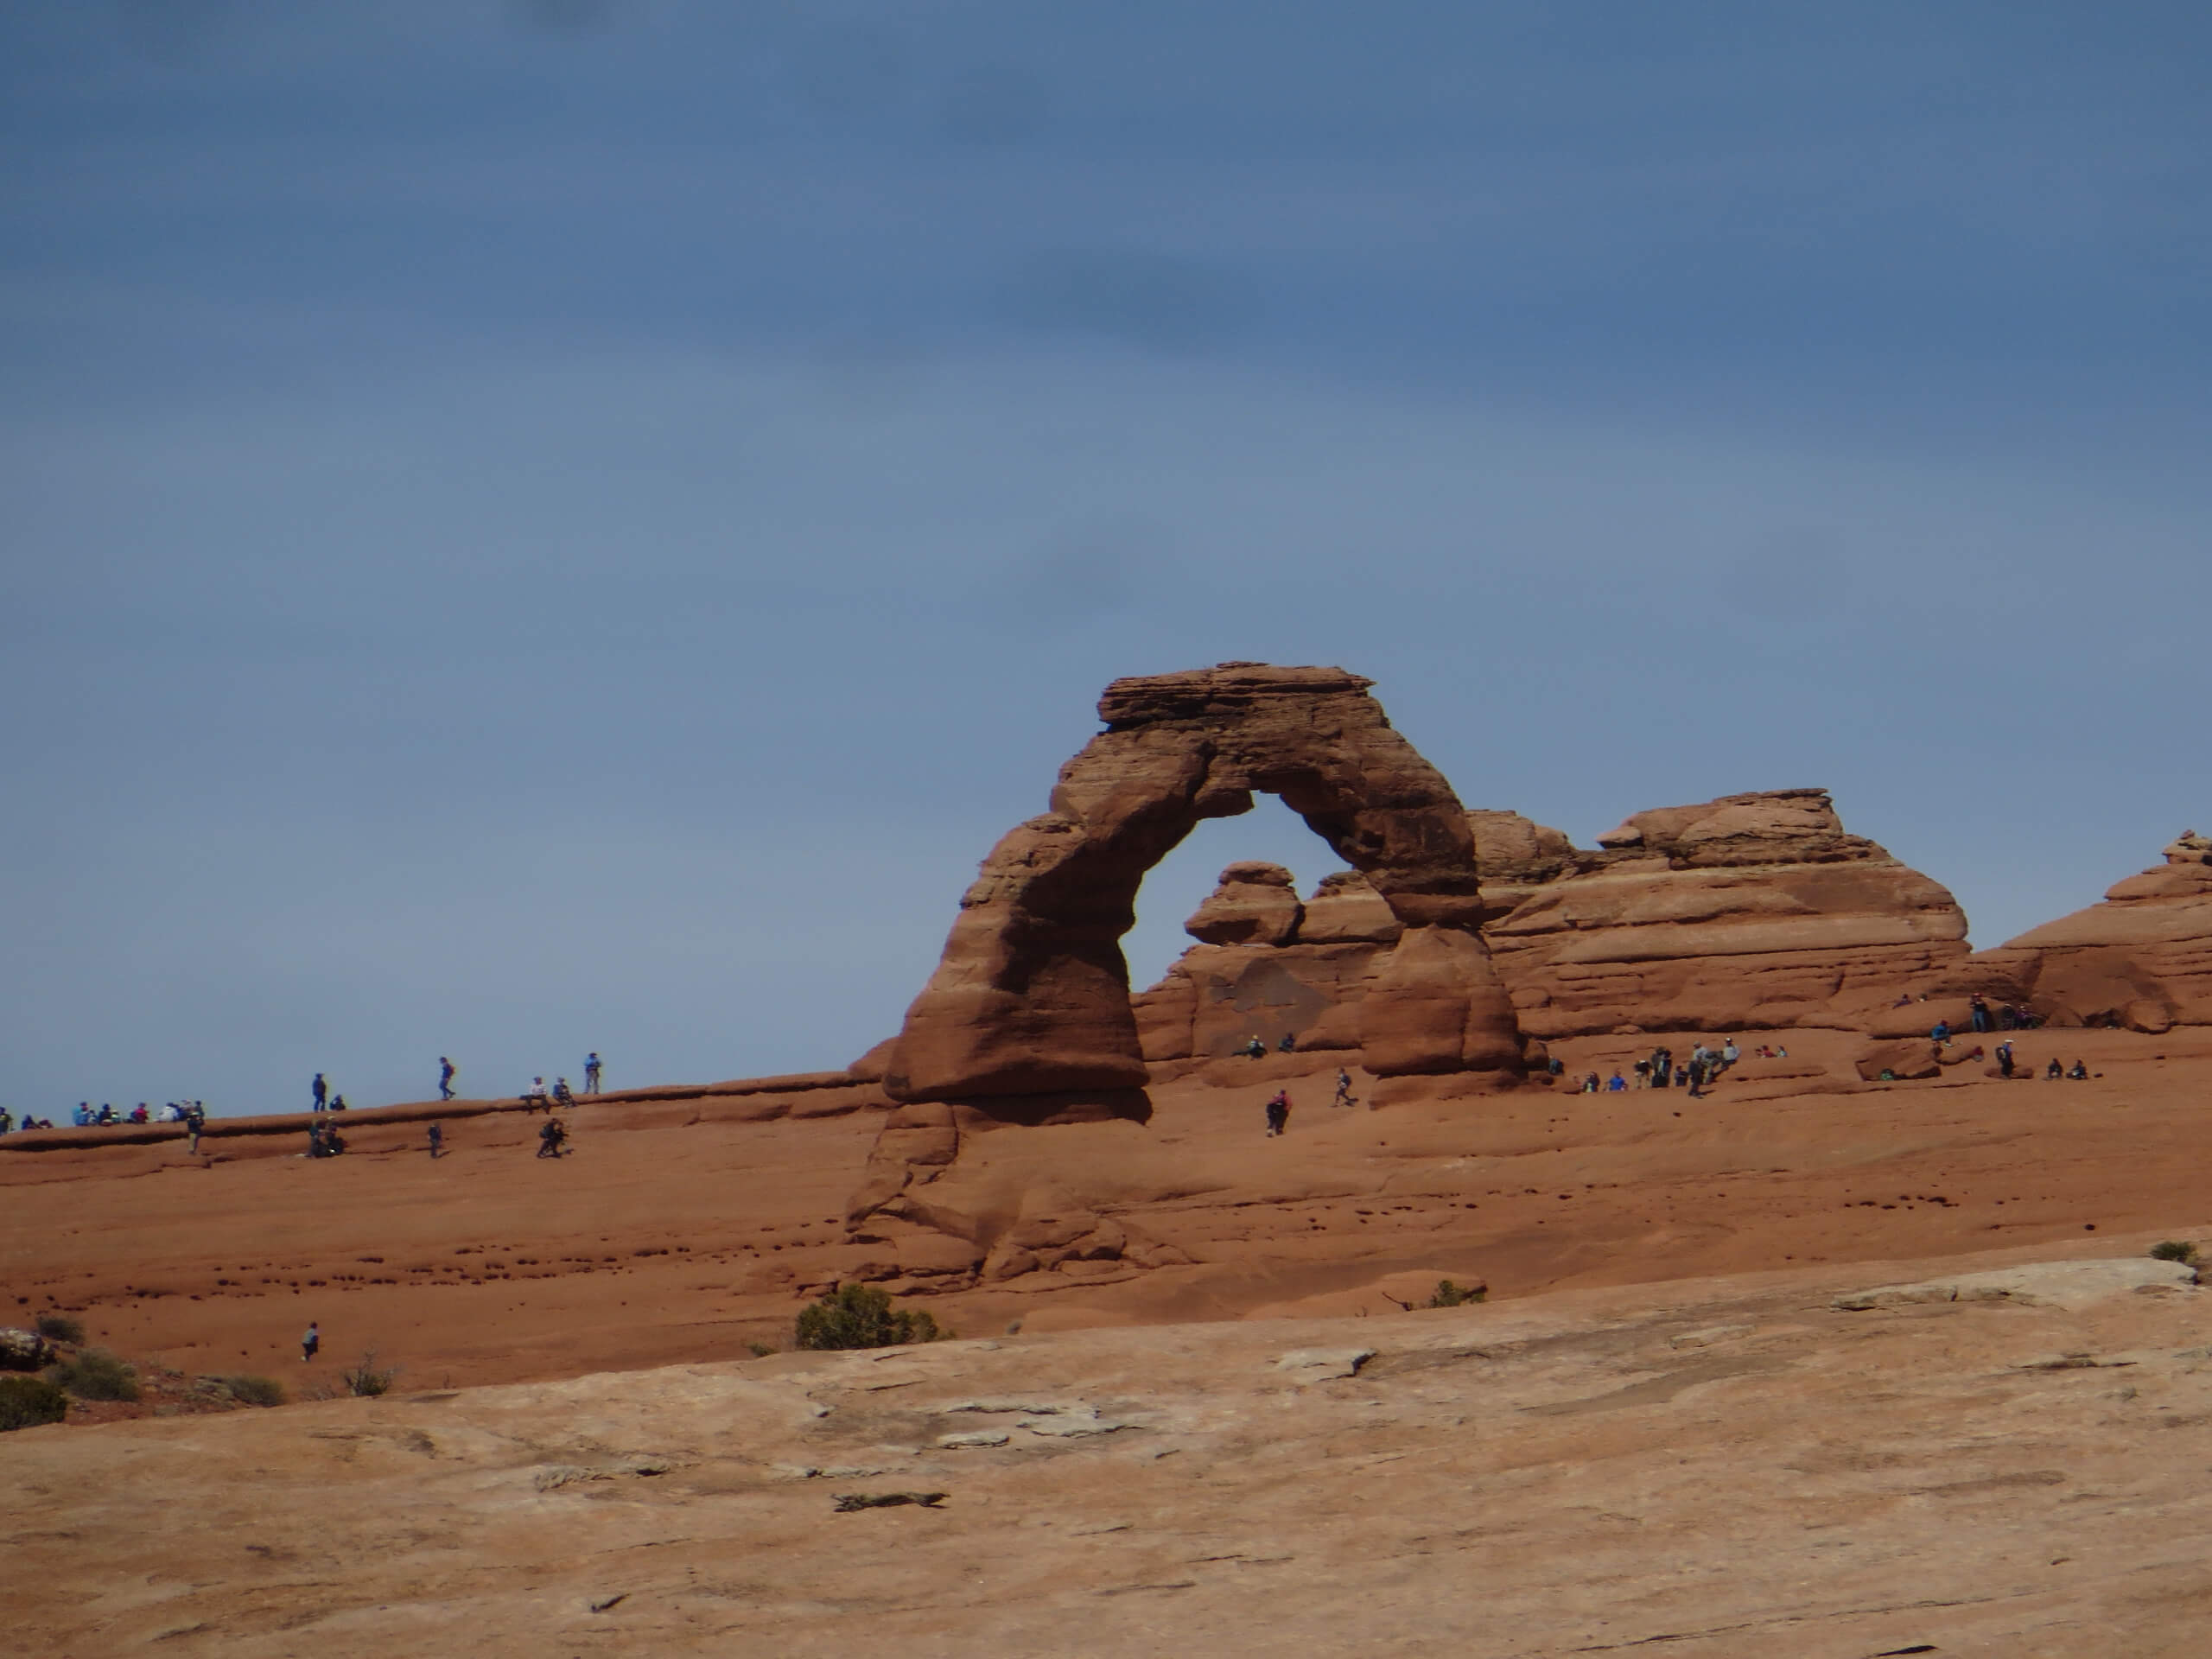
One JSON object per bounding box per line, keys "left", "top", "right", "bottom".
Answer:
{"left": 184, "top": 1102, "right": 206, "bottom": 1154}
{"left": 1996, "top": 1040, "right": 2016, "bottom": 1078}
{"left": 1264, "top": 1090, "right": 1291, "bottom": 1136}
{"left": 312, "top": 1072, "right": 327, "bottom": 1112}
{"left": 302, "top": 1321, "right": 320, "bottom": 1363}
{"left": 584, "top": 1052, "right": 602, "bottom": 1094}
{"left": 438, "top": 1057, "right": 455, "bottom": 1101}
{"left": 1970, "top": 996, "right": 1991, "bottom": 1033}
{"left": 427, "top": 1122, "right": 443, "bottom": 1159}
{"left": 1721, "top": 1039, "right": 1740, "bottom": 1070}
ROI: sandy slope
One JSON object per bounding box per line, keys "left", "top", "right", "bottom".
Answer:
{"left": 4, "top": 1027, "right": 2208, "bottom": 1390}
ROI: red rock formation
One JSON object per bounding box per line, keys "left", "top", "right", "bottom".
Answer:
{"left": 1484, "top": 790, "right": 1969, "bottom": 1038}
{"left": 1974, "top": 834, "right": 2212, "bottom": 1032}
{"left": 1183, "top": 861, "right": 1304, "bottom": 946}
{"left": 881, "top": 664, "right": 1521, "bottom": 1103}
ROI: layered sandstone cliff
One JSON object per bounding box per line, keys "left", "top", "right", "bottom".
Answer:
{"left": 1134, "top": 790, "right": 1973, "bottom": 1052}
{"left": 1484, "top": 789, "right": 1972, "bottom": 1039}
{"left": 1969, "top": 833, "right": 2212, "bottom": 1032}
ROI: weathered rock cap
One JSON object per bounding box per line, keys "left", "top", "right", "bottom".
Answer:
{"left": 1098, "top": 663, "right": 1376, "bottom": 729}
{"left": 1594, "top": 787, "right": 1886, "bottom": 868}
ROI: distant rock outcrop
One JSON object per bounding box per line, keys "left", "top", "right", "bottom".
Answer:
{"left": 1972, "top": 834, "right": 2212, "bottom": 1032}
{"left": 1484, "top": 789, "right": 1972, "bottom": 1039}
{"left": 1133, "top": 789, "right": 1972, "bottom": 1051}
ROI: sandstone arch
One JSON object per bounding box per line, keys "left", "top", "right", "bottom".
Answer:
{"left": 881, "top": 663, "right": 1524, "bottom": 1105}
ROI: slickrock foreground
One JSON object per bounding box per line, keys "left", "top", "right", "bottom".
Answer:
{"left": 7, "top": 1240, "right": 2212, "bottom": 1656}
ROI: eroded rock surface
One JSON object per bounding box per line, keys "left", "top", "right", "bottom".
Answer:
{"left": 1973, "top": 833, "right": 2212, "bottom": 1031}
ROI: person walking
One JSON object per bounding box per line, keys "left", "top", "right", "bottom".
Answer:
{"left": 438, "top": 1057, "right": 455, "bottom": 1101}
{"left": 311, "top": 1072, "right": 327, "bottom": 1112}
{"left": 184, "top": 1102, "right": 206, "bottom": 1155}
{"left": 537, "top": 1117, "right": 567, "bottom": 1158}
{"left": 427, "top": 1122, "right": 443, "bottom": 1159}
{"left": 1332, "top": 1068, "right": 1357, "bottom": 1109}
{"left": 302, "top": 1321, "right": 320, "bottom": 1363}
{"left": 1263, "top": 1090, "right": 1291, "bottom": 1136}
{"left": 584, "top": 1052, "right": 602, "bottom": 1095}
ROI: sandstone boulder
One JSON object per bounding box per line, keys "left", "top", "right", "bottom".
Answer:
{"left": 1298, "top": 870, "right": 1403, "bottom": 946}
{"left": 1183, "top": 861, "right": 1303, "bottom": 947}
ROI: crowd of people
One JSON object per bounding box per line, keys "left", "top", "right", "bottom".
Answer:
{"left": 3, "top": 1052, "right": 605, "bottom": 1153}
{"left": 1569, "top": 1038, "right": 1754, "bottom": 1099}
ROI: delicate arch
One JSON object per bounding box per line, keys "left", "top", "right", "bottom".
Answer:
{"left": 882, "top": 664, "right": 1522, "bottom": 1103}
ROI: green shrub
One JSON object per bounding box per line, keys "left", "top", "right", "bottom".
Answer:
{"left": 1427, "top": 1279, "right": 1487, "bottom": 1309}
{"left": 2150, "top": 1240, "right": 2198, "bottom": 1264}
{"left": 221, "top": 1374, "right": 287, "bottom": 1408}
{"left": 50, "top": 1347, "right": 139, "bottom": 1402}
{"left": 794, "top": 1283, "right": 945, "bottom": 1351}
{"left": 745, "top": 1341, "right": 779, "bottom": 1358}
{"left": 0, "top": 1375, "right": 69, "bottom": 1431}
{"left": 340, "top": 1349, "right": 400, "bottom": 1397}
{"left": 35, "top": 1313, "right": 85, "bottom": 1345}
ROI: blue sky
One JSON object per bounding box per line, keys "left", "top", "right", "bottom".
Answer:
{"left": 4, "top": 3, "right": 2208, "bottom": 1116}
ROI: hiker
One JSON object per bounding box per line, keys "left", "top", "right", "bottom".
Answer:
{"left": 537, "top": 1117, "right": 567, "bottom": 1158}
{"left": 97, "top": 1103, "right": 118, "bottom": 1124}
{"left": 1605, "top": 1071, "right": 1626, "bottom": 1092}
{"left": 1687, "top": 1058, "right": 1707, "bottom": 1099}
{"left": 312, "top": 1072, "right": 327, "bottom": 1111}
{"left": 2068, "top": 1059, "right": 2089, "bottom": 1080}
{"left": 1930, "top": 1020, "right": 1950, "bottom": 1046}
{"left": 302, "top": 1322, "right": 319, "bottom": 1362}
{"left": 1721, "top": 1039, "right": 1740, "bottom": 1069}
{"left": 1278, "top": 1032, "right": 1296, "bottom": 1053}
{"left": 584, "top": 1052, "right": 602, "bottom": 1094}
{"left": 427, "top": 1122, "right": 443, "bottom": 1159}
{"left": 184, "top": 1103, "right": 206, "bottom": 1154}
{"left": 306, "top": 1121, "right": 326, "bottom": 1158}
{"left": 0, "top": 1109, "right": 12, "bottom": 1135}
{"left": 129, "top": 1103, "right": 149, "bottom": 1123}
{"left": 438, "top": 1057, "right": 455, "bottom": 1101}
{"left": 1243, "top": 1035, "right": 1266, "bottom": 1059}
{"left": 329, "top": 1094, "right": 347, "bottom": 1112}
{"left": 1970, "top": 996, "right": 1991, "bottom": 1033}
{"left": 1332, "top": 1069, "right": 1357, "bottom": 1109}
{"left": 1996, "top": 1040, "right": 2015, "bottom": 1078}
{"left": 1263, "top": 1090, "right": 1291, "bottom": 1137}
{"left": 2046, "top": 1058, "right": 2063, "bottom": 1079}
{"left": 553, "top": 1077, "right": 575, "bottom": 1107}
{"left": 1632, "top": 1059, "right": 1650, "bottom": 1087}
{"left": 1650, "top": 1046, "right": 1672, "bottom": 1090}
{"left": 521, "top": 1077, "right": 550, "bottom": 1109}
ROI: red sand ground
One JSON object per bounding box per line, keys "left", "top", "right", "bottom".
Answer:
{"left": 5, "top": 1025, "right": 2208, "bottom": 1398}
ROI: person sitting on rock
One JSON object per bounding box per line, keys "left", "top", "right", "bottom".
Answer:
{"left": 1930, "top": 1020, "right": 1950, "bottom": 1046}
{"left": 129, "top": 1103, "right": 149, "bottom": 1123}
{"left": 521, "top": 1077, "right": 550, "bottom": 1109}
{"left": 1243, "top": 1035, "right": 1266, "bottom": 1059}
{"left": 2046, "top": 1058, "right": 2063, "bottom": 1079}
{"left": 553, "top": 1077, "right": 575, "bottom": 1107}
{"left": 1276, "top": 1032, "right": 1296, "bottom": 1053}
{"left": 2067, "top": 1059, "right": 2089, "bottom": 1080}
{"left": 1605, "top": 1071, "right": 1627, "bottom": 1092}
{"left": 1263, "top": 1090, "right": 1291, "bottom": 1136}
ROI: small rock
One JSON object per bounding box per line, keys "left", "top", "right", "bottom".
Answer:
{"left": 937, "top": 1430, "right": 1011, "bottom": 1449}
{"left": 1273, "top": 1347, "right": 1375, "bottom": 1382}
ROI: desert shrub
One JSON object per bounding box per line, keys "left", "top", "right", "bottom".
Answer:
{"left": 50, "top": 1347, "right": 139, "bottom": 1402}
{"left": 794, "top": 1283, "right": 944, "bottom": 1351}
{"left": 0, "top": 1375, "right": 69, "bottom": 1430}
{"left": 340, "top": 1349, "right": 401, "bottom": 1397}
{"left": 35, "top": 1313, "right": 85, "bottom": 1345}
{"left": 1427, "top": 1279, "right": 1487, "bottom": 1309}
{"left": 2150, "top": 1240, "right": 2199, "bottom": 1264}
{"left": 746, "top": 1341, "right": 779, "bottom": 1358}
{"left": 222, "top": 1374, "right": 287, "bottom": 1408}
